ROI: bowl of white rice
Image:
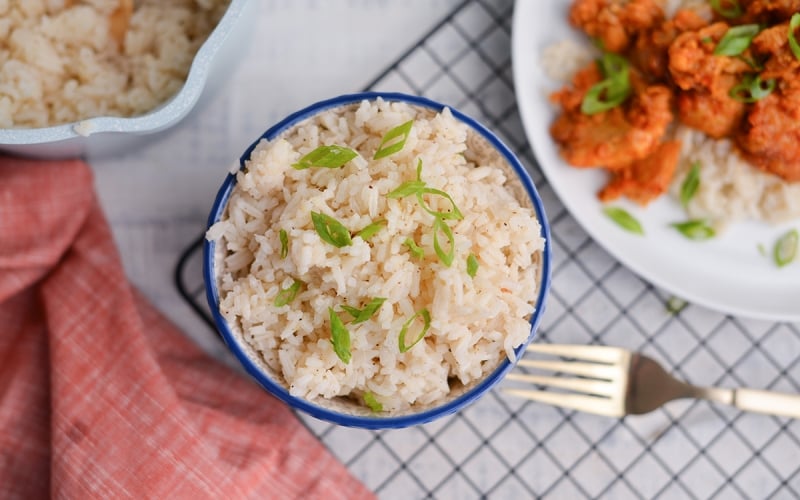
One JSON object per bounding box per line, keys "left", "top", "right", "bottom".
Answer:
{"left": 204, "top": 92, "right": 551, "bottom": 429}
{"left": 0, "top": 0, "right": 249, "bottom": 159}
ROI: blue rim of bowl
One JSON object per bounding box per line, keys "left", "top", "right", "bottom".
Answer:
{"left": 0, "top": 0, "right": 249, "bottom": 145}
{"left": 203, "top": 91, "right": 552, "bottom": 429}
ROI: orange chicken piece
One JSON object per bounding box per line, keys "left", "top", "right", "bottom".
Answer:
{"left": 550, "top": 63, "right": 674, "bottom": 170}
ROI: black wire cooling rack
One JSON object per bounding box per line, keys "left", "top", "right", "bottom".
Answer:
{"left": 175, "top": 1, "right": 800, "bottom": 498}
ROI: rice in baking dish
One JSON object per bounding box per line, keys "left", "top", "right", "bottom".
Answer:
{"left": 207, "top": 99, "right": 546, "bottom": 412}
{"left": 0, "top": 0, "right": 229, "bottom": 128}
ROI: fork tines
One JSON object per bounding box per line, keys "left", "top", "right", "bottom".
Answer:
{"left": 524, "top": 343, "right": 628, "bottom": 363}
{"left": 503, "top": 343, "right": 629, "bottom": 417}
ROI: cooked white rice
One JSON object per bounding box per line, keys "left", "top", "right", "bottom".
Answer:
{"left": 0, "top": 0, "right": 229, "bottom": 128}
{"left": 541, "top": 2, "right": 800, "bottom": 227}
{"left": 672, "top": 126, "right": 800, "bottom": 228}
{"left": 207, "top": 99, "right": 545, "bottom": 413}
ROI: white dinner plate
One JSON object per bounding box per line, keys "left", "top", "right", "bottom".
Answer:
{"left": 511, "top": 0, "right": 800, "bottom": 322}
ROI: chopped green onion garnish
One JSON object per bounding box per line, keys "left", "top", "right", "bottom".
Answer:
{"left": 387, "top": 160, "right": 462, "bottom": 219}
{"left": 355, "top": 297, "right": 387, "bottom": 323}
{"left": 356, "top": 219, "right": 386, "bottom": 240}
{"left": 680, "top": 161, "right": 701, "bottom": 208}
{"left": 416, "top": 187, "right": 463, "bottom": 221}
{"left": 398, "top": 308, "right": 431, "bottom": 353}
{"left": 311, "top": 211, "right": 352, "bottom": 248}
{"left": 363, "top": 392, "right": 383, "bottom": 412}
{"left": 671, "top": 219, "right": 716, "bottom": 240}
{"left": 340, "top": 305, "right": 362, "bottom": 318}
{"left": 603, "top": 206, "right": 644, "bottom": 235}
{"left": 581, "top": 52, "right": 632, "bottom": 115}
{"left": 789, "top": 13, "right": 800, "bottom": 61}
{"left": 773, "top": 229, "right": 798, "bottom": 267}
{"left": 292, "top": 145, "right": 358, "bottom": 170}
{"left": 738, "top": 55, "right": 764, "bottom": 71}
{"left": 701, "top": 36, "right": 713, "bottom": 44}
{"left": 710, "top": 0, "right": 742, "bottom": 18}
{"left": 274, "top": 280, "right": 303, "bottom": 307}
{"left": 582, "top": 78, "right": 631, "bottom": 114}
{"left": 432, "top": 218, "right": 455, "bottom": 267}
{"left": 730, "top": 74, "right": 775, "bottom": 103}
{"left": 329, "top": 308, "right": 351, "bottom": 364}
{"left": 597, "top": 51, "right": 627, "bottom": 78}
{"left": 279, "top": 229, "right": 289, "bottom": 259}
{"left": 374, "top": 120, "right": 414, "bottom": 159}
{"left": 386, "top": 180, "right": 427, "bottom": 199}
{"left": 666, "top": 296, "right": 688, "bottom": 314}
{"left": 466, "top": 253, "right": 479, "bottom": 278}
{"left": 758, "top": 243, "right": 767, "bottom": 256}
{"left": 404, "top": 237, "right": 424, "bottom": 259}
{"left": 342, "top": 297, "right": 387, "bottom": 324}
{"left": 714, "top": 24, "right": 759, "bottom": 56}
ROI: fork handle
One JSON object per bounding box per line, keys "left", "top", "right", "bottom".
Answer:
{"left": 699, "top": 387, "right": 800, "bottom": 419}
{"left": 733, "top": 389, "right": 800, "bottom": 419}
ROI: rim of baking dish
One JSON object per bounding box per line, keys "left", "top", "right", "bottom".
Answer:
{"left": 0, "top": 0, "right": 249, "bottom": 145}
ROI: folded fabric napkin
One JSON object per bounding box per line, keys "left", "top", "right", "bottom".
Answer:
{"left": 0, "top": 157, "right": 373, "bottom": 499}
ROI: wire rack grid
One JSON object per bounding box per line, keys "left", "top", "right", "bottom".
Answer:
{"left": 176, "top": 1, "right": 800, "bottom": 498}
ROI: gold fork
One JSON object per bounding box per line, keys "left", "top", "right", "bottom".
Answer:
{"left": 504, "top": 344, "right": 800, "bottom": 418}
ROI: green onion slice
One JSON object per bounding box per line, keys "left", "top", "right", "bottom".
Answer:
{"left": 329, "top": 308, "right": 351, "bottom": 364}
{"left": 404, "top": 237, "right": 424, "bottom": 259}
{"left": 356, "top": 219, "right": 386, "bottom": 240}
{"left": 466, "top": 253, "right": 479, "bottom": 278}
{"left": 603, "top": 206, "right": 644, "bottom": 235}
{"left": 789, "top": 13, "right": 800, "bottom": 61}
{"left": 680, "top": 161, "right": 701, "bottom": 208}
{"left": 374, "top": 120, "right": 414, "bottom": 159}
{"left": 582, "top": 78, "right": 631, "bottom": 114}
{"left": 432, "top": 218, "right": 455, "bottom": 267}
{"left": 398, "top": 308, "right": 432, "bottom": 353}
{"left": 311, "top": 211, "right": 352, "bottom": 248}
{"left": 730, "top": 74, "right": 775, "bottom": 103}
{"left": 340, "top": 305, "right": 362, "bottom": 318}
{"left": 671, "top": 219, "right": 716, "bottom": 240}
{"left": 292, "top": 145, "right": 358, "bottom": 170}
{"left": 274, "top": 280, "right": 303, "bottom": 307}
{"left": 714, "top": 24, "right": 759, "bottom": 56}
{"left": 581, "top": 52, "right": 632, "bottom": 115}
{"left": 773, "top": 229, "right": 798, "bottom": 267}
{"left": 710, "top": 0, "right": 742, "bottom": 18}
{"left": 737, "top": 55, "right": 764, "bottom": 71}
{"left": 666, "top": 296, "right": 688, "bottom": 314}
{"left": 386, "top": 180, "right": 427, "bottom": 199}
{"left": 342, "top": 297, "right": 387, "bottom": 324}
{"left": 387, "top": 159, "right": 463, "bottom": 219}
{"left": 279, "top": 229, "right": 289, "bottom": 259}
{"left": 355, "top": 297, "right": 387, "bottom": 323}
{"left": 363, "top": 392, "right": 383, "bottom": 412}
{"left": 589, "top": 37, "right": 605, "bottom": 50}
{"left": 598, "top": 51, "right": 627, "bottom": 77}
{"left": 416, "top": 187, "right": 463, "bottom": 220}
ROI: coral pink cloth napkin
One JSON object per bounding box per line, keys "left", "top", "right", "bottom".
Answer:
{"left": 0, "top": 157, "right": 373, "bottom": 499}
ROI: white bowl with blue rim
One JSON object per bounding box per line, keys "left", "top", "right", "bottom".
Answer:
{"left": 0, "top": 0, "right": 252, "bottom": 159}
{"left": 204, "top": 91, "right": 552, "bottom": 429}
